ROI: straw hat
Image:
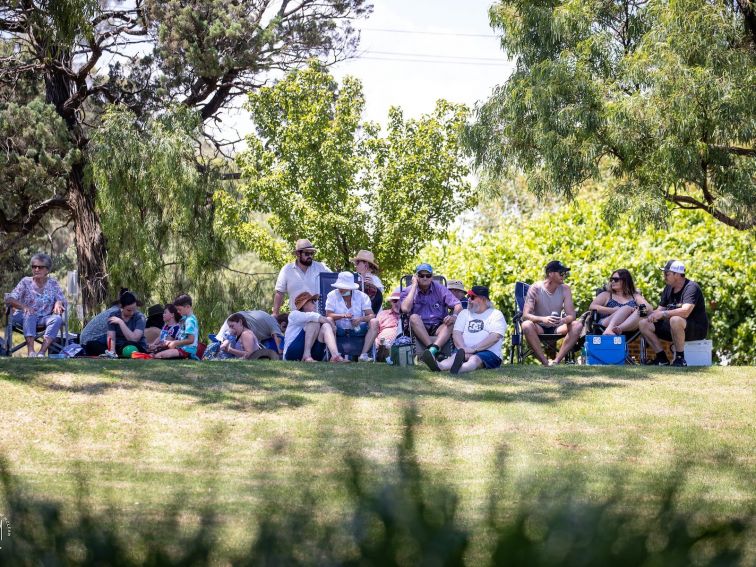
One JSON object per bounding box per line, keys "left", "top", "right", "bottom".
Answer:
{"left": 294, "top": 291, "right": 320, "bottom": 310}
{"left": 351, "top": 250, "right": 379, "bottom": 271}
{"left": 294, "top": 239, "right": 317, "bottom": 253}
{"left": 331, "top": 271, "right": 359, "bottom": 290}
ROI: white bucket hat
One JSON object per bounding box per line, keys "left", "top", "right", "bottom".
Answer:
{"left": 331, "top": 271, "right": 359, "bottom": 290}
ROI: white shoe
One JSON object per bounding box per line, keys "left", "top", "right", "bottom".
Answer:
{"left": 358, "top": 353, "right": 372, "bottom": 362}
{"left": 27, "top": 352, "right": 38, "bottom": 358}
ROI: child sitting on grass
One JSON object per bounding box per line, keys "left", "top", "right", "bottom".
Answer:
{"left": 147, "top": 304, "right": 181, "bottom": 353}
{"left": 153, "top": 294, "right": 199, "bottom": 360}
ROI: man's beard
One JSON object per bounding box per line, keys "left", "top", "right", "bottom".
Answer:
{"left": 299, "top": 256, "right": 313, "bottom": 266}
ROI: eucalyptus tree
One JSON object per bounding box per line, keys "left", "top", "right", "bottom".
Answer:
{"left": 0, "top": 0, "right": 370, "bottom": 311}
{"left": 466, "top": 0, "right": 756, "bottom": 230}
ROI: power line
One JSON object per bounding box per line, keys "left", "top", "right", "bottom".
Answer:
{"left": 359, "top": 56, "right": 511, "bottom": 67}
{"left": 365, "top": 49, "right": 506, "bottom": 62}
{"left": 363, "top": 27, "right": 498, "bottom": 39}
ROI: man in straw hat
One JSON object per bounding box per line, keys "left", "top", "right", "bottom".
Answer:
{"left": 351, "top": 249, "right": 384, "bottom": 313}
{"left": 273, "top": 238, "right": 330, "bottom": 316}
{"left": 282, "top": 291, "right": 346, "bottom": 362}
{"left": 446, "top": 279, "right": 468, "bottom": 309}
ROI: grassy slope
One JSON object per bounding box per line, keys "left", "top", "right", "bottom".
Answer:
{"left": 0, "top": 360, "right": 753, "bottom": 551}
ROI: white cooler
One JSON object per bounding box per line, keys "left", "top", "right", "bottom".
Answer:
{"left": 675, "top": 339, "right": 713, "bottom": 366}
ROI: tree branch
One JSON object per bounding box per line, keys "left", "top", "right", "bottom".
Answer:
{"left": 667, "top": 194, "right": 754, "bottom": 230}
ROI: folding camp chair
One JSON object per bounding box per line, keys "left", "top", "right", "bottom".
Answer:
{"left": 318, "top": 272, "right": 374, "bottom": 361}
{"left": 3, "top": 304, "right": 70, "bottom": 357}
{"left": 398, "top": 274, "right": 454, "bottom": 359}
{"left": 509, "top": 281, "right": 582, "bottom": 364}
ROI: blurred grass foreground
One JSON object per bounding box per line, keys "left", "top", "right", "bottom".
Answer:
{"left": 0, "top": 360, "right": 754, "bottom": 564}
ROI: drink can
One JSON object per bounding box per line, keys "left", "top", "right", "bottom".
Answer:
{"left": 550, "top": 311, "right": 559, "bottom": 318}
{"left": 639, "top": 304, "right": 648, "bottom": 317}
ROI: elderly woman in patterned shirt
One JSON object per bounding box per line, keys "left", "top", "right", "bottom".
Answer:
{"left": 4, "top": 253, "right": 66, "bottom": 357}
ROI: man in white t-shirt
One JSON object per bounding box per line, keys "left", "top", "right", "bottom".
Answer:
{"left": 282, "top": 291, "right": 345, "bottom": 363}
{"left": 273, "top": 238, "right": 330, "bottom": 315}
{"left": 423, "top": 285, "right": 507, "bottom": 375}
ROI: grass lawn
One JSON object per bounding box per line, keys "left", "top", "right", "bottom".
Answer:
{"left": 0, "top": 359, "right": 754, "bottom": 559}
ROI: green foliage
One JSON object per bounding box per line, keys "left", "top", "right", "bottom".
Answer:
{"left": 220, "top": 62, "right": 471, "bottom": 280}
{"left": 1, "top": 407, "right": 750, "bottom": 564}
{"left": 467, "top": 0, "right": 756, "bottom": 230}
{"left": 423, "top": 200, "right": 756, "bottom": 364}
{"left": 90, "top": 106, "right": 271, "bottom": 331}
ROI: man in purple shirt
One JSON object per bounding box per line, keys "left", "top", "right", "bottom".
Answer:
{"left": 400, "top": 263, "right": 462, "bottom": 364}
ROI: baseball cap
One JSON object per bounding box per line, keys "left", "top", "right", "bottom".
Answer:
{"left": 467, "top": 285, "right": 490, "bottom": 299}
{"left": 415, "top": 263, "right": 433, "bottom": 274}
{"left": 545, "top": 260, "right": 570, "bottom": 274}
{"left": 660, "top": 260, "right": 685, "bottom": 274}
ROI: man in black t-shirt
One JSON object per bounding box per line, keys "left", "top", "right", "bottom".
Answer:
{"left": 639, "top": 260, "right": 708, "bottom": 367}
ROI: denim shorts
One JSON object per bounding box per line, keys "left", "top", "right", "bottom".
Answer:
{"left": 474, "top": 350, "right": 502, "bottom": 369}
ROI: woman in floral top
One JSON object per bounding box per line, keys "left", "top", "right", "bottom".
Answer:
{"left": 4, "top": 253, "right": 66, "bottom": 357}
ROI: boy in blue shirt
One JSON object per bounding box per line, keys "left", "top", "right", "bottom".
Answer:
{"left": 154, "top": 294, "right": 199, "bottom": 360}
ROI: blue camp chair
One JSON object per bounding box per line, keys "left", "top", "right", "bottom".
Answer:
{"left": 3, "top": 304, "right": 70, "bottom": 357}
{"left": 509, "top": 281, "right": 583, "bottom": 364}
{"left": 318, "top": 272, "right": 374, "bottom": 360}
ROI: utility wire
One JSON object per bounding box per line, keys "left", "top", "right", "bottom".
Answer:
{"left": 363, "top": 27, "right": 498, "bottom": 38}
{"left": 365, "top": 49, "right": 506, "bottom": 62}
{"left": 359, "top": 56, "right": 511, "bottom": 67}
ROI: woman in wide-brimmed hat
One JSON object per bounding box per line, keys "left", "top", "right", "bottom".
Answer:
{"left": 325, "top": 271, "right": 375, "bottom": 337}
{"left": 351, "top": 250, "right": 384, "bottom": 313}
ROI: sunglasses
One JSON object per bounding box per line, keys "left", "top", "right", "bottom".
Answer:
{"left": 558, "top": 271, "right": 569, "bottom": 277}
{"left": 299, "top": 251, "right": 315, "bottom": 258}
{"left": 31, "top": 265, "right": 47, "bottom": 270}
{"left": 609, "top": 277, "right": 621, "bottom": 282}
{"left": 390, "top": 299, "right": 399, "bottom": 303}
{"left": 310, "top": 298, "right": 318, "bottom": 304}
{"left": 417, "top": 273, "right": 432, "bottom": 279}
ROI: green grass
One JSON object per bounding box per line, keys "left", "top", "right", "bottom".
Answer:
{"left": 0, "top": 360, "right": 754, "bottom": 559}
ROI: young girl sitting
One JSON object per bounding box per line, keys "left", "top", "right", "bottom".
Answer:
{"left": 219, "top": 312, "right": 261, "bottom": 359}
{"left": 147, "top": 304, "right": 181, "bottom": 353}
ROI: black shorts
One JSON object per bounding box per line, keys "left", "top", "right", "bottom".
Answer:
{"left": 654, "top": 319, "right": 708, "bottom": 342}
{"left": 425, "top": 323, "right": 442, "bottom": 337}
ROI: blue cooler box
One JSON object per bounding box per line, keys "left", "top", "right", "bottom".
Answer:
{"left": 585, "top": 335, "right": 626, "bottom": 365}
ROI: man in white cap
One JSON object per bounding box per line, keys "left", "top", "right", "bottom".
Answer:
{"left": 358, "top": 287, "right": 402, "bottom": 362}
{"left": 639, "top": 260, "right": 708, "bottom": 367}
{"left": 273, "top": 238, "right": 330, "bottom": 316}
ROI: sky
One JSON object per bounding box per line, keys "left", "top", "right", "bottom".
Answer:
{"left": 219, "top": 0, "right": 514, "bottom": 145}
{"left": 330, "top": 0, "right": 514, "bottom": 124}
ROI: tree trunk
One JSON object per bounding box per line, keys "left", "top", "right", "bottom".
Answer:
{"left": 67, "top": 163, "right": 109, "bottom": 316}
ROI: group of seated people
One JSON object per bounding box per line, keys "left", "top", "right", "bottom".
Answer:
{"left": 6, "top": 240, "right": 708, "bottom": 369}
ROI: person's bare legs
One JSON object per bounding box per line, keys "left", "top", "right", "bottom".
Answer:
{"left": 614, "top": 310, "right": 641, "bottom": 333}
{"left": 38, "top": 336, "right": 54, "bottom": 356}
{"left": 433, "top": 323, "right": 453, "bottom": 349}
{"left": 602, "top": 306, "right": 635, "bottom": 335}
{"left": 24, "top": 336, "right": 36, "bottom": 356}
{"left": 522, "top": 320, "right": 548, "bottom": 365}
{"left": 553, "top": 320, "right": 583, "bottom": 363}
{"left": 669, "top": 316, "right": 687, "bottom": 354}
{"left": 318, "top": 323, "right": 342, "bottom": 361}
{"left": 639, "top": 318, "right": 663, "bottom": 353}
{"left": 154, "top": 348, "right": 182, "bottom": 359}
{"left": 438, "top": 353, "right": 483, "bottom": 374}
{"left": 301, "top": 321, "right": 321, "bottom": 362}
{"left": 409, "top": 314, "right": 432, "bottom": 347}
{"left": 360, "top": 319, "right": 380, "bottom": 355}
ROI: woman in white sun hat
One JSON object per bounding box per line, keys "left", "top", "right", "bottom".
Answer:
{"left": 325, "top": 271, "right": 375, "bottom": 337}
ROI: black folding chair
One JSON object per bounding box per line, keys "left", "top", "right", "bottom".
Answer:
{"left": 4, "top": 305, "right": 70, "bottom": 357}
{"left": 585, "top": 285, "right": 647, "bottom": 364}
{"left": 318, "top": 272, "right": 374, "bottom": 360}
{"left": 510, "top": 281, "right": 581, "bottom": 364}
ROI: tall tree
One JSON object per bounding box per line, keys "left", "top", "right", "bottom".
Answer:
{"left": 217, "top": 62, "right": 470, "bottom": 278}
{"left": 466, "top": 0, "right": 756, "bottom": 230}
{"left": 0, "top": 0, "right": 370, "bottom": 312}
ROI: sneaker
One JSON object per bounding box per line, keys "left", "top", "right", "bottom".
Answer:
{"left": 450, "top": 349, "right": 466, "bottom": 375}
{"left": 99, "top": 350, "right": 118, "bottom": 359}
{"left": 671, "top": 357, "right": 687, "bottom": 367}
{"left": 27, "top": 352, "right": 38, "bottom": 358}
{"left": 358, "top": 353, "right": 372, "bottom": 362}
{"left": 421, "top": 349, "right": 440, "bottom": 372}
{"left": 645, "top": 357, "right": 670, "bottom": 366}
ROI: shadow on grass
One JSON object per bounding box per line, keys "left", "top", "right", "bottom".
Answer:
{"left": 0, "top": 357, "right": 688, "bottom": 414}
{"left": 0, "top": 405, "right": 751, "bottom": 565}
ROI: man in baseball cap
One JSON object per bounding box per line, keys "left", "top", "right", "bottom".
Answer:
{"left": 272, "top": 238, "right": 331, "bottom": 316}
{"left": 423, "top": 284, "right": 507, "bottom": 374}
{"left": 521, "top": 259, "right": 582, "bottom": 365}
{"left": 400, "top": 263, "right": 462, "bottom": 365}
{"left": 640, "top": 260, "right": 708, "bottom": 366}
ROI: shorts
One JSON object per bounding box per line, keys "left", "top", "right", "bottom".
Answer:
{"left": 425, "top": 323, "right": 442, "bottom": 337}
{"left": 654, "top": 319, "right": 708, "bottom": 342}
{"left": 336, "top": 322, "right": 368, "bottom": 337}
{"left": 539, "top": 326, "right": 560, "bottom": 335}
{"left": 176, "top": 348, "right": 192, "bottom": 359}
{"left": 473, "top": 350, "right": 502, "bottom": 369}
{"left": 283, "top": 330, "right": 327, "bottom": 361}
